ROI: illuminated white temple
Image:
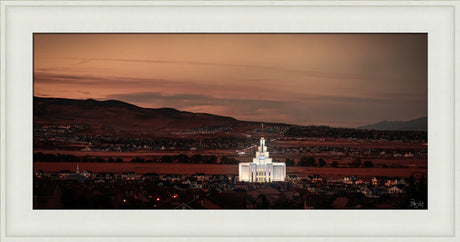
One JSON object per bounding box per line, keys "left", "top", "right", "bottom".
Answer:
{"left": 238, "top": 124, "right": 286, "bottom": 182}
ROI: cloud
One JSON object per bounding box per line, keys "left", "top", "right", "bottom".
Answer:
{"left": 33, "top": 71, "right": 304, "bottom": 102}
{"left": 34, "top": 69, "right": 426, "bottom": 127}
{"left": 105, "top": 92, "right": 298, "bottom": 122}
{"left": 33, "top": 34, "right": 427, "bottom": 127}
{"left": 105, "top": 92, "right": 289, "bottom": 112}
{"left": 33, "top": 71, "right": 188, "bottom": 87}
{"left": 69, "top": 57, "right": 401, "bottom": 83}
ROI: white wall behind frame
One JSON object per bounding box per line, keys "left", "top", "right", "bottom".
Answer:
{"left": 1, "top": 1, "right": 456, "bottom": 241}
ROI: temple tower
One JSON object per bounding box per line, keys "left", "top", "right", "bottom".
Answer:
{"left": 238, "top": 123, "right": 286, "bottom": 182}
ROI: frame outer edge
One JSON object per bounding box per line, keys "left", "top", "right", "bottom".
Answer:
{"left": 0, "top": 1, "right": 458, "bottom": 241}
{"left": 1, "top": 2, "right": 7, "bottom": 242}
{"left": 455, "top": 2, "right": 459, "bottom": 240}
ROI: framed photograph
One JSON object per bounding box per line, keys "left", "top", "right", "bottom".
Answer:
{"left": 1, "top": 1, "right": 458, "bottom": 241}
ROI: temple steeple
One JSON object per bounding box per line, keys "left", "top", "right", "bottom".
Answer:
{"left": 238, "top": 123, "right": 286, "bottom": 183}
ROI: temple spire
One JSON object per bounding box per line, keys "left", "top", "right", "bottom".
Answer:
{"left": 238, "top": 121, "right": 285, "bottom": 183}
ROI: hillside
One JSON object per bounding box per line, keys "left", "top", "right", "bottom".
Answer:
{"left": 357, "top": 117, "right": 427, "bottom": 131}
{"left": 33, "top": 96, "right": 287, "bottom": 136}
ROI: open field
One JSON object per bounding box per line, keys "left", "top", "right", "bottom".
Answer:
{"left": 35, "top": 137, "right": 427, "bottom": 179}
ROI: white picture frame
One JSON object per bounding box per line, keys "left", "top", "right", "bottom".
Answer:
{"left": 1, "top": 1, "right": 459, "bottom": 241}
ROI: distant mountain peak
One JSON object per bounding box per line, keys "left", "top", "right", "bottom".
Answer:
{"left": 33, "top": 96, "right": 243, "bottom": 132}
{"left": 357, "top": 117, "right": 427, "bottom": 131}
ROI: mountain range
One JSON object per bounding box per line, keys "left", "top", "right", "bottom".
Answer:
{"left": 34, "top": 96, "right": 427, "bottom": 133}
{"left": 357, "top": 117, "right": 427, "bottom": 132}
{"left": 33, "top": 97, "right": 267, "bottom": 135}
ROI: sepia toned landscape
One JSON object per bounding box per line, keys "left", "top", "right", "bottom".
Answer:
{"left": 33, "top": 33, "right": 427, "bottom": 209}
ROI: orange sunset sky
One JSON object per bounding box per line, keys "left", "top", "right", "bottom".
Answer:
{"left": 33, "top": 33, "right": 427, "bottom": 128}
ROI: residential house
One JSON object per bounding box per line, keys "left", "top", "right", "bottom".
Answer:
{"left": 371, "top": 177, "right": 378, "bottom": 186}
{"left": 385, "top": 178, "right": 399, "bottom": 187}
{"left": 34, "top": 170, "right": 44, "bottom": 178}
{"left": 121, "top": 172, "right": 136, "bottom": 180}
{"left": 388, "top": 185, "right": 405, "bottom": 194}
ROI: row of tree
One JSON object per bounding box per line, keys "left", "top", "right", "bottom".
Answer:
{"left": 33, "top": 152, "right": 119, "bottom": 163}
{"left": 285, "top": 126, "right": 427, "bottom": 142}
{"left": 34, "top": 152, "right": 376, "bottom": 167}
{"left": 33, "top": 152, "right": 240, "bottom": 165}
{"left": 284, "top": 157, "right": 374, "bottom": 168}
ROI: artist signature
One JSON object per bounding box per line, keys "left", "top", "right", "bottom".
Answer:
{"left": 410, "top": 199, "right": 425, "bottom": 208}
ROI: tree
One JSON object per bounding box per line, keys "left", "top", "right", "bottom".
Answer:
{"left": 350, "top": 158, "right": 362, "bottom": 168}
{"left": 299, "top": 156, "right": 316, "bottom": 167}
{"left": 161, "top": 156, "right": 172, "bottom": 163}
{"left": 221, "top": 156, "right": 238, "bottom": 164}
{"left": 256, "top": 194, "right": 270, "bottom": 209}
{"left": 131, "top": 157, "right": 145, "bottom": 163}
{"left": 95, "top": 157, "right": 105, "bottom": 163}
{"left": 406, "top": 174, "right": 417, "bottom": 197}
{"left": 175, "top": 154, "right": 190, "bottom": 163}
{"left": 81, "top": 156, "right": 91, "bottom": 163}
{"left": 272, "top": 194, "right": 297, "bottom": 209}
{"left": 364, "top": 160, "right": 374, "bottom": 168}
{"left": 417, "top": 175, "right": 428, "bottom": 208}
{"left": 203, "top": 155, "right": 218, "bottom": 164}
{"left": 285, "top": 158, "right": 295, "bottom": 167}
{"left": 191, "top": 154, "right": 202, "bottom": 163}
{"left": 318, "top": 158, "right": 326, "bottom": 167}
